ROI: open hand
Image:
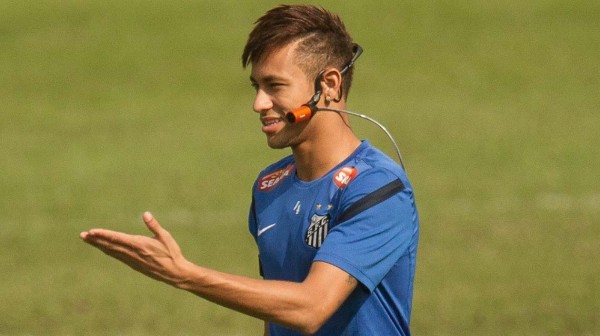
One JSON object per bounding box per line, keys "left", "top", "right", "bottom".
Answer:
{"left": 80, "top": 212, "right": 190, "bottom": 286}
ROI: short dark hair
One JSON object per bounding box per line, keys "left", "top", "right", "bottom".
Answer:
{"left": 242, "top": 5, "right": 357, "bottom": 100}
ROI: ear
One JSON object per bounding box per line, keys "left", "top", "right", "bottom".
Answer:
{"left": 320, "top": 68, "right": 343, "bottom": 102}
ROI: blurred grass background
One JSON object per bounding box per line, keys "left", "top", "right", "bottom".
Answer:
{"left": 1, "top": 0, "right": 598, "bottom": 335}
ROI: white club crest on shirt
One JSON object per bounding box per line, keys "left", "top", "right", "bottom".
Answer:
{"left": 305, "top": 213, "right": 330, "bottom": 248}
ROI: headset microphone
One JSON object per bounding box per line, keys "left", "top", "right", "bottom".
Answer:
{"left": 285, "top": 44, "right": 363, "bottom": 125}
{"left": 286, "top": 104, "right": 317, "bottom": 123}
{"left": 285, "top": 67, "right": 325, "bottom": 123}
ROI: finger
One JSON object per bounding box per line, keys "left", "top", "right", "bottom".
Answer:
{"left": 85, "top": 235, "right": 131, "bottom": 257}
{"left": 81, "top": 229, "right": 134, "bottom": 250}
{"left": 81, "top": 233, "right": 128, "bottom": 258}
{"left": 83, "top": 236, "right": 157, "bottom": 277}
{"left": 81, "top": 231, "right": 153, "bottom": 268}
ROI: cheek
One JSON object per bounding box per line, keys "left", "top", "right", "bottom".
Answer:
{"left": 281, "top": 86, "right": 315, "bottom": 110}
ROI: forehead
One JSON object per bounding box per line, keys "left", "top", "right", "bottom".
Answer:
{"left": 250, "top": 43, "right": 308, "bottom": 82}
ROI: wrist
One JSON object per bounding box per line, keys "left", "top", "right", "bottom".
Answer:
{"left": 173, "top": 259, "right": 199, "bottom": 290}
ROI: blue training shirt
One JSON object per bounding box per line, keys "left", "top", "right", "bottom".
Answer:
{"left": 249, "top": 140, "right": 419, "bottom": 335}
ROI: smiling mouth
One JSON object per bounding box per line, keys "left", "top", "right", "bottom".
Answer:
{"left": 262, "top": 118, "right": 281, "bottom": 126}
{"left": 260, "top": 116, "right": 284, "bottom": 133}
{"left": 261, "top": 112, "right": 288, "bottom": 125}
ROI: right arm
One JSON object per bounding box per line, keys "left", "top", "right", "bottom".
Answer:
{"left": 81, "top": 212, "right": 357, "bottom": 335}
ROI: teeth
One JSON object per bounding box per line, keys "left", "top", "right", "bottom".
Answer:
{"left": 263, "top": 119, "right": 280, "bottom": 126}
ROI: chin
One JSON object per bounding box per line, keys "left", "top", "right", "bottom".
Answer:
{"left": 266, "top": 140, "right": 289, "bottom": 150}
{"left": 265, "top": 128, "right": 303, "bottom": 149}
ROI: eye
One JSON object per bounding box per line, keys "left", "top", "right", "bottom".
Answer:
{"left": 268, "top": 82, "right": 285, "bottom": 91}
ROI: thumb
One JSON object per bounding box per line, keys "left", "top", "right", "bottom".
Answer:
{"left": 142, "top": 211, "right": 165, "bottom": 237}
{"left": 142, "top": 212, "right": 181, "bottom": 252}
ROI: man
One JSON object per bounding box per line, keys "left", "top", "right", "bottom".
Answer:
{"left": 81, "top": 5, "right": 419, "bottom": 335}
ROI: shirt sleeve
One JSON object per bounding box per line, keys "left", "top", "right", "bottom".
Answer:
{"left": 248, "top": 178, "right": 260, "bottom": 242}
{"left": 313, "top": 168, "right": 419, "bottom": 291}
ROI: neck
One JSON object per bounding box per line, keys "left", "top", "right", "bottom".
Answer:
{"left": 291, "top": 111, "right": 361, "bottom": 181}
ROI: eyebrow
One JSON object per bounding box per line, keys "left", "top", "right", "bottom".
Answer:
{"left": 249, "top": 74, "right": 287, "bottom": 84}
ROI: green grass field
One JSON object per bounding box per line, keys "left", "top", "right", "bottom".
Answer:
{"left": 1, "top": 0, "right": 599, "bottom": 334}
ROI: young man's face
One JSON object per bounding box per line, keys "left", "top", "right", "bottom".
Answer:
{"left": 250, "top": 43, "right": 316, "bottom": 149}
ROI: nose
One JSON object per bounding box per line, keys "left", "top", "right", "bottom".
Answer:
{"left": 253, "top": 89, "right": 274, "bottom": 113}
